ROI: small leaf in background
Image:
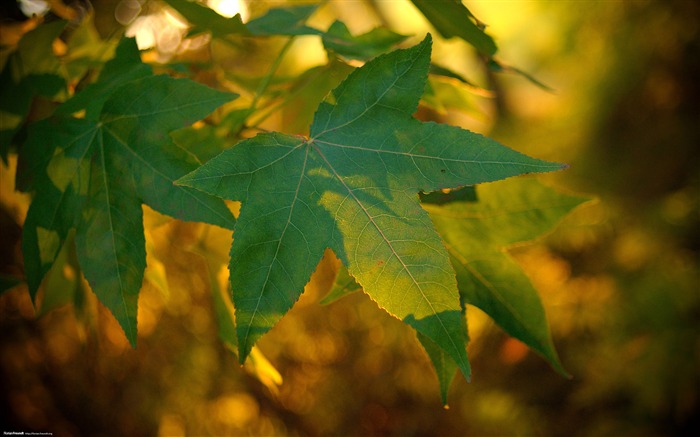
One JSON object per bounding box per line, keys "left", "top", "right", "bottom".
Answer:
{"left": 322, "top": 20, "right": 408, "bottom": 61}
{"left": 161, "top": 0, "right": 249, "bottom": 38}
{"left": 410, "top": 0, "right": 497, "bottom": 56}
{"left": 0, "top": 20, "right": 66, "bottom": 160}
{"left": 19, "top": 37, "right": 237, "bottom": 345}
{"left": 246, "top": 4, "right": 321, "bottom": 36}
{"left": 178, "top": 35, "right": 563, "bottom": 383}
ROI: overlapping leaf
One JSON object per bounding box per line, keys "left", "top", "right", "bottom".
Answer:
{"left": 323, "top": 179, "right": 586, "bottom": 403}
{"left": 425, "top": 178, "right": 588, "bottom": 401}
{"left": 20, "top": 37, "right": 237, "bottom": 345}
{"left": 178, "top": 35, "right": 563, "bottom": 381}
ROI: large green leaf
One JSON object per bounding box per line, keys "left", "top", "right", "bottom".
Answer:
{"left": 20, "top": 39, "right": 237, "bottom": 343}
{"left": 178, "top": 35, "right": 563, "bottom": 381}
{"left": 410, "top": 0, "right": 497, "bottom": 56}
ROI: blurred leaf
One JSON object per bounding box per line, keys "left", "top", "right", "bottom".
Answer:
{"left": 320, "top": 264, "right": 361, "bottom": 305}
{"left": 20, "top": 44, "right": 237, "bottom": 344}
{"left": 178, "top": 35, "right": 562, "bottom": 383}
{"left": 279, "top": 61, "right": 355, "bottom": 134}
{"left": 210, "top": 259, "right": 237, "bottom": 350}
{"left": 410, "top": 0, "right": 497, "bottom": 56}
{"left": 247, "top": 347, "right": 283, "bottom": 393}
{"left": 162, "top": 0, "right": 249, "bottom": 38}
{"left": 39, "top": 231, "right": 79, "bottom": 315}
{"left": 421, "top": 77, "right": 484, "bottom": 117}
{"left": 247, "top": 4, "right": 321, "bottom": 36}
{"left": 0, "top": 20, "right": 66, "bottom": 160}
{"left": 322, "top": 20, "right": 408, "bottom": 61}
{"left": 62, "top": 16, "right": 117, "bottom": 82}
{"left": 429, "top": 63, "right": 476, "bottom": 87}
{"left": 0, "top": 274, "right": 22, "bottom": 295}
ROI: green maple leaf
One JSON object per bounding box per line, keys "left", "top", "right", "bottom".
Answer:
{"left": 177, "top": 35, "right": 563, "bottom": 380}
{"left": 20, "top": 38, "right": 237, "bottom": 345}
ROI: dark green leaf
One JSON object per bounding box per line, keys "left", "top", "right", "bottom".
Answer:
{"left": 410, "top": 0, "right": 497, "bottom": 56}
{"left": 322, "top": 20, "right": 408, "bottom": 61}
{"left": 22, "top": 58, "right": 237, "bottom": 343}
{"left": 178, "top": 35, "right": 563, "bottom": 379}
{"left": 416, "top": 330, "right": 462, "bottom": 405}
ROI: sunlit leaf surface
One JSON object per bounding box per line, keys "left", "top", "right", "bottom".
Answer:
{"left": 178, "top": 35, "right": 563, "bottom": 380}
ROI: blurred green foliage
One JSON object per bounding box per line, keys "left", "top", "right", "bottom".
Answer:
{"left": 1, "top": 0, "right": 699, "bottom": 435}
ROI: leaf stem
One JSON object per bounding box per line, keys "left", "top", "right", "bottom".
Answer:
{"left": 248, "top": 36, "right": 296, "bottom": 114}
